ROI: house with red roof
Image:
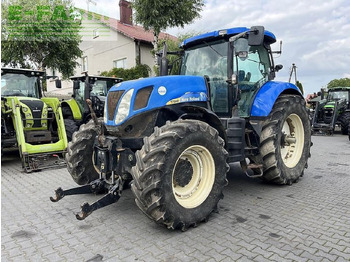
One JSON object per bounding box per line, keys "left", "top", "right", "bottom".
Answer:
{"left": 46, "top": 0, "right": 176, "bottom": 93}
{"left": 77, "top": 0, "right": 177, "bottom": 76}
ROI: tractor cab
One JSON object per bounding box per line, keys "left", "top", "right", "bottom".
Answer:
{"left": 1, "top": 68, "right": 44, "bottom": 98}
{"left": 59, "top": 75, "right": 122, "bottom": 126}
{"left": 70, "top": 75, "right": 122, "bottom": 118}
{"left": 177, "top": 27, "right": 281, "bottom": 118}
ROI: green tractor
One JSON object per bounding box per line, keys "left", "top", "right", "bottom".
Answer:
{"left": 56, "top": 75, "right": 122, "bottom": 184}
{"left": 312, "top": 87, "right": 350, "bottom": 135}
{"left": 1, "top": 68, "right": 67, "bottom": 171}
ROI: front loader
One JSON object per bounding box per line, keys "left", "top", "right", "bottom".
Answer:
{"left": 1, "top": 68, "right": 67, "bottom": 172}
{"left": 51, "top": 26, "right": 312, "bottom": 230}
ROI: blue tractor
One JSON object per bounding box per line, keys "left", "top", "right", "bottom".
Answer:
{"left": 52, "top": 26, "right": 312, "bottom": 230}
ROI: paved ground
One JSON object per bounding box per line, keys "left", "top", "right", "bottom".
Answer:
{"left": 1, "top": 134, "right": 350, "bottom": 261}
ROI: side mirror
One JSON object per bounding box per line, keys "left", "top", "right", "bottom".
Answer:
{"left": 55, "top": 79, "right": 62, "bottom": 89}
{"left": 73, "top": 80, "right": 80, "bottom": 89}
{"left": 159, "top": 43, "right": 169, "bottom": 76}
{"left": 275, "top": 64, "right": 283, "bottom": 72}
{"left": 248, "top": 26, "right": 264, "bottom": 46}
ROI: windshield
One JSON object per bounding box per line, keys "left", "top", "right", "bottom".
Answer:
{"left": 1, "top": 73, "right": 40, "bottom": 98}
{"left": 180, "top": 40, "right": 227, "bottom": 78}
{"left": 91, "top": 80, "right": 116, "bottom": 96}
{"left": 181, "top": 40, "right": 229, "bottom": 113}
{"left": 327, "top": 90, "right": 349, "bottom": 101}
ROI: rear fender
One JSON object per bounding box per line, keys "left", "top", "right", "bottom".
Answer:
{"left": 251, "top": 81, "right": 303, "bottom": 117}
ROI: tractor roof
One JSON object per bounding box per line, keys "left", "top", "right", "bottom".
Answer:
{"left": 70, "top": 75, "right": 123, "bottom": 82}
{"left": 181, "top": 27, "right": 276, "bottom": 48}
{"left": 329, "top": 87, "right": 350, "bottom": 91}
{"left": 1, "top": 67, "right": 45, "bottom": 76}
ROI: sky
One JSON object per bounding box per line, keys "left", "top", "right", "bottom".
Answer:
{"left": 74, "top": 0, "right": 350, "bottom": 96}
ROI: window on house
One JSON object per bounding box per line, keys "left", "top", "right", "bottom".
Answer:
{"left": 113, "top": 58, "right": 127, "bottom": 69}
{"left": 82, "top": 56, "right": 88, "bottom": 72}
{"left": 93, "top": 28, "right": 99, "bottom": 38}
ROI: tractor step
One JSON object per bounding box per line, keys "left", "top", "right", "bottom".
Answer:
{"left": 50, "top": 178, "right": 124, "bottom": 220}
{"left": 23, "top": 152, "right": 66, "bottom": 172}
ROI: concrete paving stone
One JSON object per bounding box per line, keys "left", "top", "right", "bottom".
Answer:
{"left": 309, "top": 242, "right": 332, "bottom": 253}
{"left": 268, "top": 253, "right": 293, "bottom": 262}
{"left": 329, "top": 248, "right": 350, "bottom": 260}
{"left": 250, "top": 246, "right": 274, "bottom": 259}
{"left": 314, "top": 249, "right": 340, "bottom": 261}
{"left": 323, "top": 239, "right": 348, "bottom": 251}
{"left": 2, "top": 134, "right": 350, "bottom": 261}
{"left": 220, "top": 248, "right": 243, "bottom": 261}
{"left": 284, "top": 251, "right": 308, "bottom": 262}
{"left": 44, "top": 252, "right": 65, "bottom": 262}
{"left": 203, "top": 248, "right": 225, "bottom": 261}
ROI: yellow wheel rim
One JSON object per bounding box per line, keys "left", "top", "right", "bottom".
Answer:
{"left": 172, "top": 145, "right": 215, "bottom": 208}
{"left": 280, "top": 114, "right": 304, "bottom": 168}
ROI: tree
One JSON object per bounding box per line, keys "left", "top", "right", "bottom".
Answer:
{"left": 327, "top": 78, "right": 350, "bottom": 89}
{"left": 100, "top": 64, "right": 151, "bottom": 80}
{"left": 155, "top": 32, "right": 200, "bottom": 75}
{"left": 1, "top": 0, "right": 82, "bottom": 78}
{"left": 132, "top": 0, "right": 204, "bottom": 58}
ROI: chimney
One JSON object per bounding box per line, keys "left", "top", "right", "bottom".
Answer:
{"left": 119, "top": 0, "right": 132, "bottom": 25}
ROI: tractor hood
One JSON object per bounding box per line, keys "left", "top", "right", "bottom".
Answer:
{"left": 7, "top": 97, "right": 49, "bottom": 129}
{"left": 105, "top": 75, "right": 208, "bottom": 126}
{"left": 324, "top": 101, "right": 335, "bottom": 109}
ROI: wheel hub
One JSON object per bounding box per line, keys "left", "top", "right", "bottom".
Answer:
{"left": 173, "top": 159, "right": 194, "bottom": 187}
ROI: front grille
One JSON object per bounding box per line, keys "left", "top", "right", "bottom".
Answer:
{"left": 133, "top": 86, "right": 153, "bottom": 111}
{"left": 20, "top": 100, "right": 44, "bottom": 128}
{"left": 107, "top": 91, "right": 124, "bottom": 121}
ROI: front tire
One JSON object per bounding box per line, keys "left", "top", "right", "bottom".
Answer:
{"left": 65, "top": 119, "right": 101, "bottom": 185}
{"left": 131, "top": 120, "right": 229, "bottom": 230}
{"left": 259, "top": 95, "right": 311, "bottom": 185}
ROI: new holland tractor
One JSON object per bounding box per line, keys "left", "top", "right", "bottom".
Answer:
{"left": 56, "top": 74, "right": 122, "bottom": 183}
{"left": 1, "top": 68, "right": 67, "bottom": 171}
{"left": 51, "top": 26, "right": 312, "bottom": 230}
{"left": 311, "top": 87, "right": 350, "bottom": 135}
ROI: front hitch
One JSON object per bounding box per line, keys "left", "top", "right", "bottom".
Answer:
{"left": 50, "top": 177, "right": 123, "bottom": 220}
{"left": 50, "top": 98, "right": 135, "bottom": 220}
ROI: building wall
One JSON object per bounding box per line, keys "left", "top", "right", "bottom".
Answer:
{"left": 139, "top": 43, "right": 155, "bottom": 75}
{"left": 77, "top": 18, "right": 137, "bottom": 75}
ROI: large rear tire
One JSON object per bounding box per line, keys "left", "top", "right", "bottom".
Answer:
{"left": 64, "top": 119, "right": 78, "bottom": 142}
{"left": 131, "top": 120, "right": 229, "bottom": 230}
{"left": 259, "top": 95, "right": 311, "bottom": 185}
{"left": 339, "top": 112, "right": 350, "bottom": 135}
{"left": 65, "top": 119, "right": 101, "bottom": 185}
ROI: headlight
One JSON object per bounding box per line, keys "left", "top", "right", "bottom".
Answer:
{"left": 23, "top": 107, "right": 28, "bottom": 112}
{"left": 115, "top": 89, "right": 134, "bottom": 125}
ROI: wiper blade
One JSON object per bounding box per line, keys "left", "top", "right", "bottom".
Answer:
{"left": 203, "top": 41, "right": 223, "bottom": 57}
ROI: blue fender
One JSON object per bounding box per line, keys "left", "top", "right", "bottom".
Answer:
{"left": 251, "top": 81, "right": 303, "bottom": 117}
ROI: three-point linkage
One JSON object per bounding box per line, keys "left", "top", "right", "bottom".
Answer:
{"left": 50, "top": 177, "right": 124, "bottom": 220}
